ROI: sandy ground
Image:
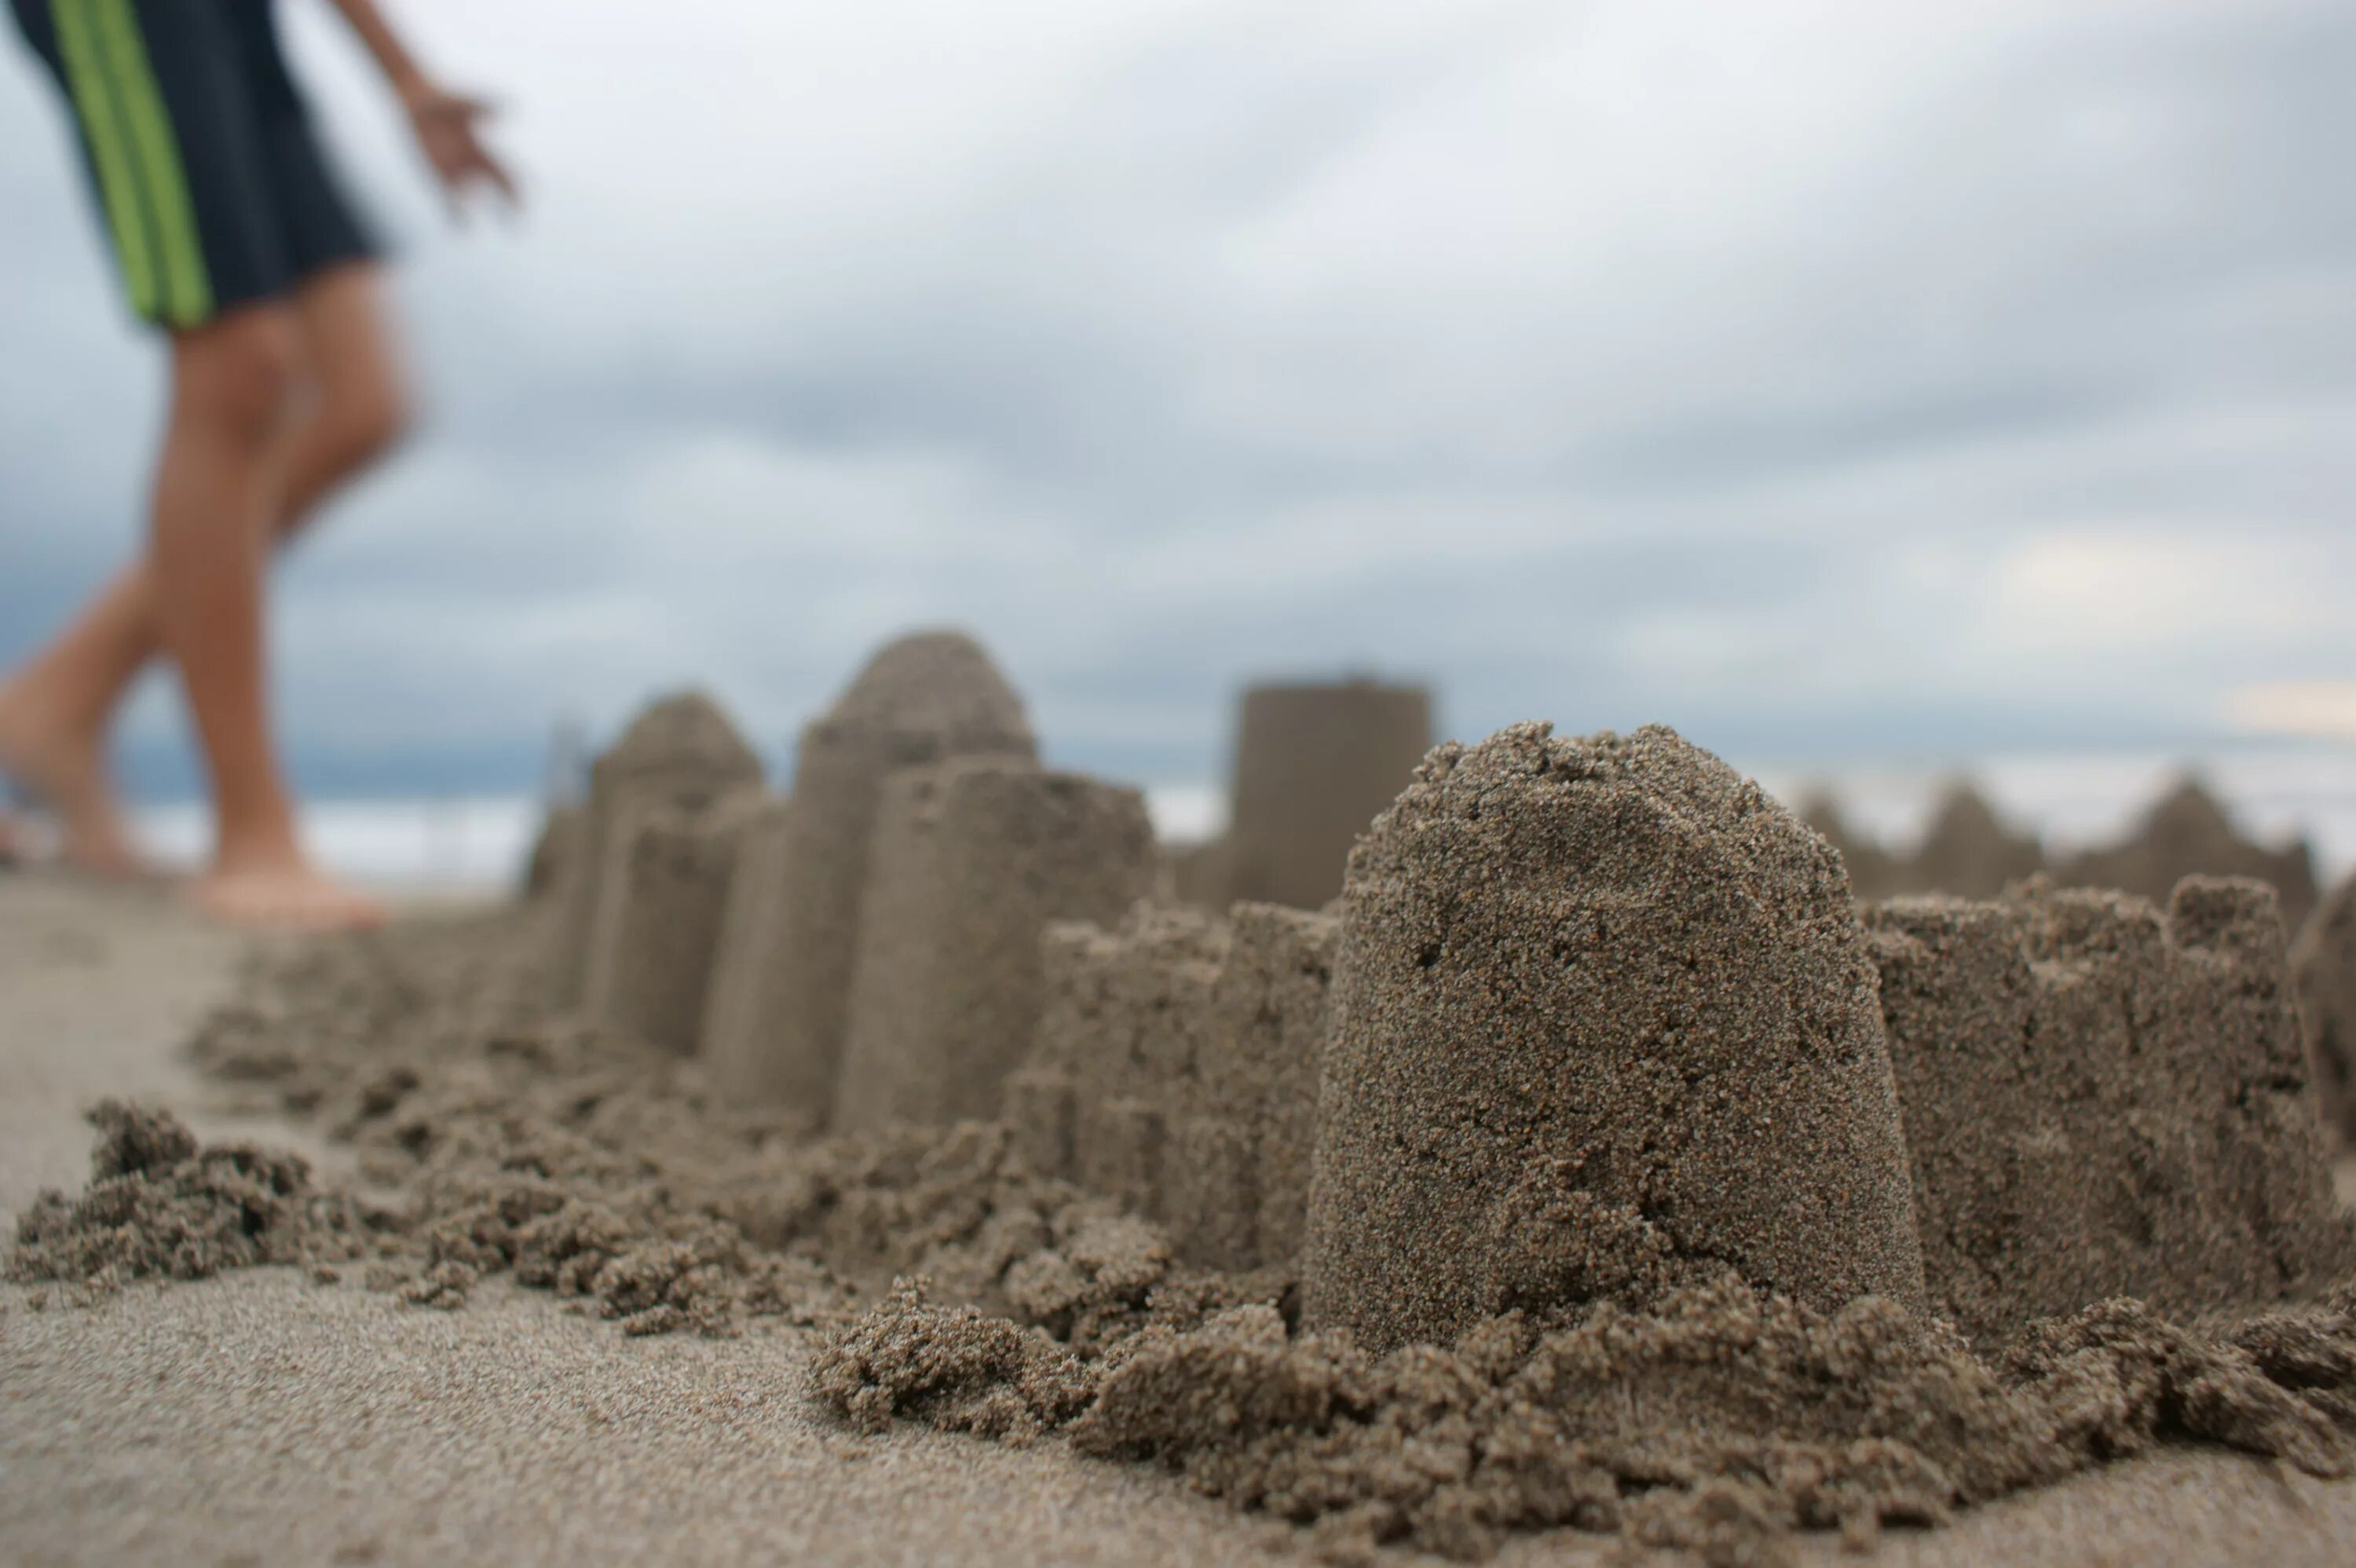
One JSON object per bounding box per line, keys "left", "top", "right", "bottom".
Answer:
{"left": 4, "top": 873, "right": 2356, "bottom": 1567}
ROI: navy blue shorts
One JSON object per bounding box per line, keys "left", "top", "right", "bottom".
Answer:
{"left": 11, "top": 0, "right": 379, "bottom": 328}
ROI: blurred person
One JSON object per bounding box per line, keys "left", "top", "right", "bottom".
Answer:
{"left": 0, "top": 0, "right": 514, "bottom": 927}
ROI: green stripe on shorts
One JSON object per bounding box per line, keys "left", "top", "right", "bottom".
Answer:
{"left": 90, "top": 0, "right": 214, "bottom": 325}
{"left": 48, "top": 0, "right": 159, "bottom": 318}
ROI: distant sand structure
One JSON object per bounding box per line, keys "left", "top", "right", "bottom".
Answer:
{"left": 697, "top": 630, "right": 1035, "bottom": 1122}
{"left": 1211, "top": 678, "right": 1432, "bottom": 912}
{"left": 1908, "top": 780, "right": 2047, "bottom": 899}
{"left": 587, "top": 799, "right": 757, "bottom": 1054}
{"left": 1870, "top": 876, "right": 2354, "bottom": 1343}
{"left": 2292, "top": 872, "right": 2356, "bottom": 1149}
{"left": 546, "top": 692, "right": 763, "bottom": 1011}
{"left": 520, "top": 803, "right": 584, "bottom": 901}
{"left": 1797, "top": 788, "right": 1901, "bottom": 899}
{"left": 1304, "top": 722, "right": 1926, "bottom": 1354}
{"left": 830, "top": 758, "right": 1152, "bottom": 1131}
{"left": 2058, "top": 777, "right": 2320, "bottom": 930}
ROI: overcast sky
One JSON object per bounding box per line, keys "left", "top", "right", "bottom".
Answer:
{"left": 3, "top": 0, "right": 2353, "bottom": 802}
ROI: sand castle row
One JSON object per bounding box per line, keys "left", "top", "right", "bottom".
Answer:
{"left": 1805, "top": 777, "right": 2321, "bottom": 928}
{"left": 532, "top": 631, "right": 2356, "bottom": 1354}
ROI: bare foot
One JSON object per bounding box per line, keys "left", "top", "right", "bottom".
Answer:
{"left": 191, "top": 854, "right": 386, "bottom": 933}
{"left": 0, "top": 686, "right": 151, "bottom": 879}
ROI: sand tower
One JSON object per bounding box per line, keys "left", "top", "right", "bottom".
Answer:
{"left": 1868, "top": 876, "right": 2354, "bottom": 1343}
{"left": 1303, "top": 722, "right": 1926, "bottom": 1354}
{"left": 1222, "top": 679, "right": 1432, "bottom": 912}
{"left": 1904, "top": 780, "right": 2044, "bottom": 898}
{"left": 521, "top": 803, "right": 584, "bottom": 901}
{"left": 830, "top": 758, "right": 1153, "bottom": 1131}
{"left": 2061, "top": 777, "right": 2319, "bottom": 930}
{"left": 586, "top": 799, "right": 757, "bottom": 1054}
{"left": 2292, "top": 872, "right": 2356, "bottom": 1149}
{"left": 547, "top": 692, "right": 763, "bottom": 1010}
{"left": 698, "top": 630, "right": 1036, "bottom": 1119}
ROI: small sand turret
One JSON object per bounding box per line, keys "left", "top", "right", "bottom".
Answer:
{"left": 1303, "top": 722, "right": 1926, "bottom": 1353}
{"left": 547, "top": 692, "right": 763, "bottom": 1009}
{"left": 697, "top": 630, "right": 1035, "bottom": 1120}
{"left": 1220, "top": 679, "right": 1432, "bottom": 912}
{"left": 586, "top": 799, "right": 758, "bottom": 1054}
{"left": 830, "top": 758, "right": 1153, "bottom": 1131}
{"left": 1908, "top": 781, "right": 2045, "bottom": 899}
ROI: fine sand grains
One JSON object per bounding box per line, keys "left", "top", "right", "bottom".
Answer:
{"left": 2293, "top": 873, "right": 2356, "bottom": 1150}
{"left": 1305, "top": 721, "right": 1926, "bottom": 1354}
{"left": 701, "top": 630, "right": 1035, "bottom": 1119}
{"left": 829, "top": 758, "right": 1153, "bottom": 1131}
{"left": 1867, "top": 876, "right": 2356, "bottom": 1344}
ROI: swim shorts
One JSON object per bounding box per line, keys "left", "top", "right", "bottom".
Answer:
{"left": 10, "top": 0, "right": 379, "bottom": 328}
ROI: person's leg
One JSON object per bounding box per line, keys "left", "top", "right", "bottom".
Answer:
{"left": 149, "top": 301, "right": 381, "bottom": 929}
{"left": 0, "top": 262, "right": 406, "bottom": 877}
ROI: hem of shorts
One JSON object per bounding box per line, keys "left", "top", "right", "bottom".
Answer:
{"left": 130, "top": 240, "right": 386, "bottom": 331}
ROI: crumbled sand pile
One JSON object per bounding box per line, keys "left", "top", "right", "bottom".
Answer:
{"left": 2295, "top": 874, "right": 2356, "bottom": 1149}
{"left": 701, "top": 630, "right": 1035, "bottom": 1118}
{"left": 1868, "top": 877, "right": 2356, "bottom": 1345}
{"left": 9, "top": 1099, "right": 379, "bottom": 1295}
{"left": 1307, "top": 721, "right": 1925, "bottom": 1352}
{"left": 2061, "top": 777, "right": 2320, "bottom": 930}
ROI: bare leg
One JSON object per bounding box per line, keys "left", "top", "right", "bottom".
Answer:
{"left": 0, "top": 263, "right": 408, "bottom": 881}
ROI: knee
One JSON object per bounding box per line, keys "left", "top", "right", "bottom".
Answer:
{"left": 178, "top": 309, "right": 306, "bottom": 443}
{"left": 316, "top": 371, "right": 413, "bottom": 474}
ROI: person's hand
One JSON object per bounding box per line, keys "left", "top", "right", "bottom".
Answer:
{"left": 399, "top": 79, "right": 518, "bottom": 217}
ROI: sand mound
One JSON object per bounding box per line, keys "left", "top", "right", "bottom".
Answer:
{"left": 1306, "top": 722, "right": 1924, "bottom": 1352}
{"left": 2060, "top": 777, "right": 2320, "bottom": 931}
{"left": 9, "top": 1100, "right": 378, "bottom": 1294}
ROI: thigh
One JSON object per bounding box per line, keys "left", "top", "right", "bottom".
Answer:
{"left": 289, "top": 261, "right": 406, "bottom": 413}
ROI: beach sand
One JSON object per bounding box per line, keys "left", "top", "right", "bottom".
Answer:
{"left": 5, "top": 872, "right": 2356, "bottom": 1568}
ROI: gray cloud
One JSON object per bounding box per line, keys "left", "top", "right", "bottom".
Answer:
{"left": 4, "top": 0, "right": 2353, "bottom": 802}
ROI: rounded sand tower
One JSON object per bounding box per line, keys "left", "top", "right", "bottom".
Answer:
{"left": 1303, "top": 722, "right": 1926, "bottom": 1353}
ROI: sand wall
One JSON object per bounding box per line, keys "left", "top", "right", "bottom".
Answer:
{"left": 1012, "top": 901, "right": 1335, "bottom": 1272}
{"left": 1220, "top": 680, "right": 1431, "bottom": 912}
{"left": 1868, "top": 875, "right": 2355, "bottom": 1343}
{"left": 547, "top": 693, "right": 763, "bottom": 1011}
{"left": 1304, "top": 722, "right": 1927, "bottom": 1354}
{"left": 831, "top": 758, "right": 1152, "bottom": 1131}
{"left": 699, "top": 632, "right": 1035, "bottom": 1120}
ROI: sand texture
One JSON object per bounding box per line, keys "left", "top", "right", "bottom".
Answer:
{"left": 702, "top": 630, "right": 1035, "bottom": 1118}
{"left": 831, "top": 758, "right": 1154, "bottom": 1131}
{"left": 2294, "top": 872, "right": 2356, "bottom": 1149}
{"left": 1868, "top": 878, "right": 2356, "bottom": 1344}
{"left": 1305, "top": 722, "right": 1926, "bottom": 1352}
{"left": 1218, "top": 680, "right": 1432, "bottom": 912}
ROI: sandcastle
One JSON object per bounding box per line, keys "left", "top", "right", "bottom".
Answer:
{"left": 1868, "top": 875, "right": 2355, "bottom": 1342}
{"left": 697, "top": 632, "right": 1035, "bottom": 1118}
{"left": 521, "top": 803, "right": 584, "bottom": 901}
{"left": 1008, "top": 901, "right": 1335, "bottom": 1270}
{"left": 1302, "top": 722, "right": 1927, "bottom": 1353}
{"left": 545, "top": 692, "right": 763, "bottom": 1011}
{"left": 1908, "top": 780, "right": 2047, "bottom": 898}
{"left": 1797, "top": 788, "right": 1901, "bottom": 900}
{"left": 2292, "top": 872, "right": 2356, "bottom": 1149}
{"left": 584, "top": 799, "right": 758, "bottom": 1054}
{"left": 2060, "top": 777, "right": 2320, "bottom": 930}
{"left": 829, "top": 758, "right": 1154, "bottom": 1131}
{"left": 1209, "top": 678, "right": 1432, "bottom": 912}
